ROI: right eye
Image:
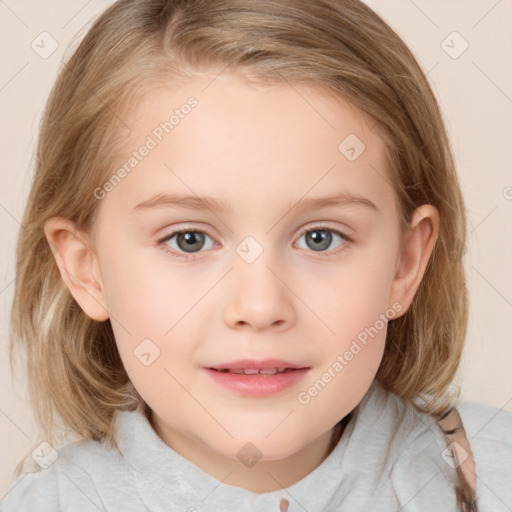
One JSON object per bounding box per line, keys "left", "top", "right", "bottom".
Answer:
{"left": 158, "top": 229, "right": 217, "bottom": 260}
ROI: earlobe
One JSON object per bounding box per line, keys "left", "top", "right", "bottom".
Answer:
{"left": 43, "top": 217, "right": 110, "bottom": 321}
{"left": 389, "top": 205, "right": 439, "bottom": 315}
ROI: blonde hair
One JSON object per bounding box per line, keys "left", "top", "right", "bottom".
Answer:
{"left": 10, "top": 0, "right": 471, "bottom": 506}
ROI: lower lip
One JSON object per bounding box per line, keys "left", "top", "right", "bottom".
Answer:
{"left": 203, "top": 368, "right": 310, "bottom": 397}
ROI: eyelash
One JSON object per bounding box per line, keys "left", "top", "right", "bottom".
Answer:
{"left": 157, "top": 224, "right": 353, "bottom": 261}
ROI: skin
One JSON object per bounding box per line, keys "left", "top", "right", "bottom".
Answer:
{"left": 44, "top": 71, "right": 439, "bottom": 492}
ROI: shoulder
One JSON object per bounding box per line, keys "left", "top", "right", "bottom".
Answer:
{"left": 457, "top": 399, "right": 512, "bottom": 442}
{"left": 348, "top": 382, "right": 460, "bottom": 508}
{"left": 457, "top": 400, "right": 512, "bottom": 510}
{"left": 388, "top": 396, "right": 512, "bottom": 511}
{"left": 385, "top": 399, "right": 460, "bottom": 510}
{"left": 1, "top": 438, "right": 127, "bottom": 512}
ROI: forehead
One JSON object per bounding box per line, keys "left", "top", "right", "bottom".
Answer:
{"left": 101, "top": 71, "right": 396, "bottom": 218}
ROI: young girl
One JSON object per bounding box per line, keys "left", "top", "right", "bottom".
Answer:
{"left": 2, "top": 0, "right": 511, "bottom": 510}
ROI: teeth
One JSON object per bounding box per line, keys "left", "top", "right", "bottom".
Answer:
{"left": 221, "top": 368, "right": 291, "bottom": 375}
{"left": 242, "top": 368, "right": 259, "bottom": 375}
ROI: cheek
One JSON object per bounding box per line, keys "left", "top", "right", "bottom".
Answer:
{"left": 99, "top": 243, "right": 175, "bottom": 329}
{"left": 98, "top": 246, "right": 207, "bottom": 402}
{"left": 298, "top": 240, "right": 397, "bottom": 407}
{"left": 307, "top": 245, "right": 398, "bottom": 347}
{"left": 321, "top": 267, "right": 390, "bottom": 385}
{"left": 297, "top": 273, "right": 392, "bottom": 427}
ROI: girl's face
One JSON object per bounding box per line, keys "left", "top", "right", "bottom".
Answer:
{"left": 60, "top": 71, "right": 437, "bottom": 489}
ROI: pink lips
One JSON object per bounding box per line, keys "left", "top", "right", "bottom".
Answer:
{"left": 204, "top": 359, "right": 310, "bottom": 397}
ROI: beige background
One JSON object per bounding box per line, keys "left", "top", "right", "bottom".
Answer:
{"left": 1, "top": 0, "right": 511, "bottom": 498}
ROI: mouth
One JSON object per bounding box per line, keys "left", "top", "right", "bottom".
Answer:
{"left": 210, "top": 368, "right": 299, "bottom": 375}
{"left": 204, "top": 359, "right": 310, "bottom": 396}
{"left": 207, "top": 358, "right": 307, "bottom": 371}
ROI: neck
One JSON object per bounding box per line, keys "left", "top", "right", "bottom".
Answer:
{"left": 146, "top": 407, "right": 352, "bottom": 493}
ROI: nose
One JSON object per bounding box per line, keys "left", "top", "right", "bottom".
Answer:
{"left": 222, "top": 257, "right": 296, "bottom": 332}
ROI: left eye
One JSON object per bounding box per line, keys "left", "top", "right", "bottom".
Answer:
{"left": 158, "top": 225, "right": 350, "bottom": 260}
{"left": 295, "top": 227, "right": 348, "bottom": 253}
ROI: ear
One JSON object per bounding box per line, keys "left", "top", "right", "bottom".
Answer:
{"left": 388, "top": 204, "right": 439, "bottom": 317}
{"left": 43, "top": 217, "right": 109, "bottom": 321}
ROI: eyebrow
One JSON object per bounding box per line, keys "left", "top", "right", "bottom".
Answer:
{"left": 132, "top": 192, "right": 379, "bottom": 214}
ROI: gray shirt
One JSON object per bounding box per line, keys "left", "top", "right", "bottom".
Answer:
{"left": 2, "top": 380, "right": 511, "bottom": 511}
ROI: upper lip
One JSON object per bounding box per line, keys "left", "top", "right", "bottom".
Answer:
{"left": 207, "top": 359, "right": 309, "bottom": 370}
